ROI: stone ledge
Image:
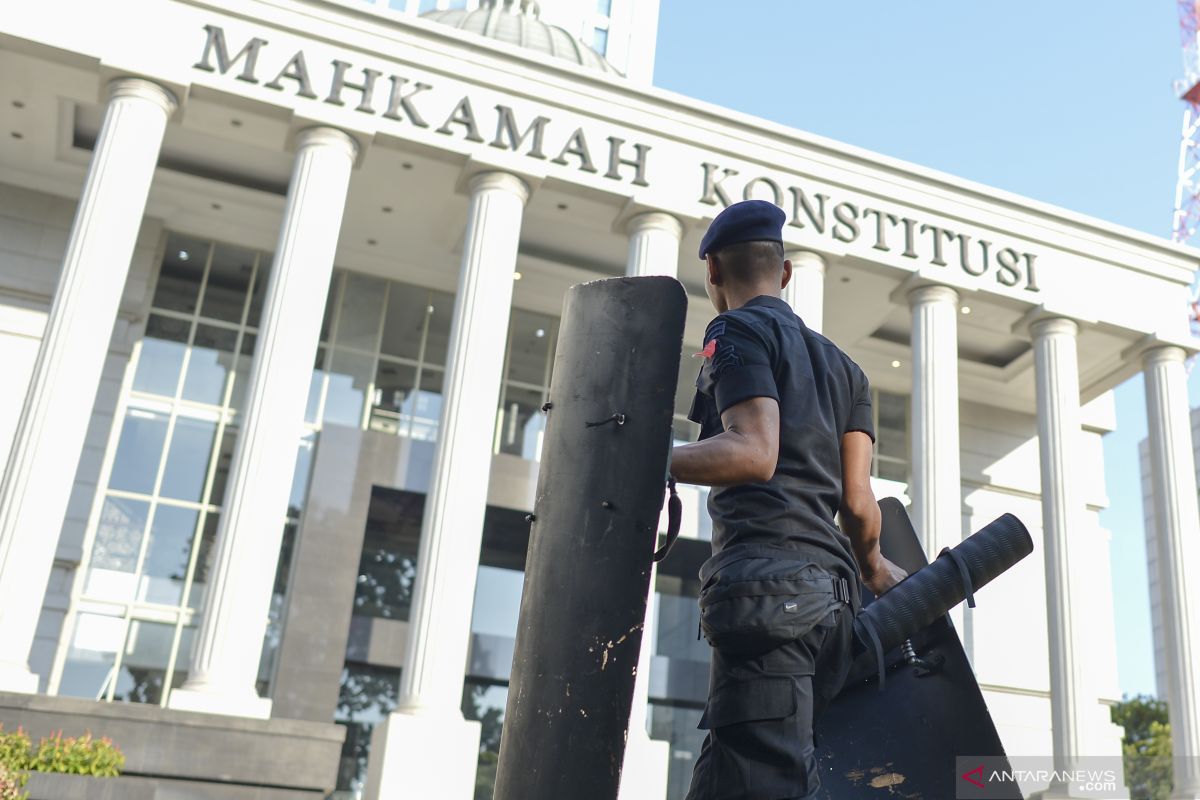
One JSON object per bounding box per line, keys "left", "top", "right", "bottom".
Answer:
{"left": 0, "top": 693, "right": 344, "bottom": 798}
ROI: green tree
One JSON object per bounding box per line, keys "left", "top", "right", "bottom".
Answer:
{"left": 1111, "top": 694, "right": 1172, "bottom": 800}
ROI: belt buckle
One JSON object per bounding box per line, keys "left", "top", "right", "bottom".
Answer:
{"left": 833, "top": 577, "right": 850, "bottom": 604}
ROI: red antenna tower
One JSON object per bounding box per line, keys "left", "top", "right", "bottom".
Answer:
{"left": 1173, "top": 0, "right": 1200, "bottom": 329}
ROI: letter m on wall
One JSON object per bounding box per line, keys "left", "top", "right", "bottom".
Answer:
{"left": 194, "top": 25, "right": 268, "bottom": 84}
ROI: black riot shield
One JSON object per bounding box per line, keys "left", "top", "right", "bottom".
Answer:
{"left": 815, "top": 498, "right": 1022, "bottom": 799}
{"left": 492, "top": 276, "right": 687, "bottom": 800}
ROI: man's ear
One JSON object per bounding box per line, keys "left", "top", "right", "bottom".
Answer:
{"left": 706, "top": 254, "right": 722, "bottom": 286}
{"left": 781, "top": 258, "right": 793, "bottom": 291}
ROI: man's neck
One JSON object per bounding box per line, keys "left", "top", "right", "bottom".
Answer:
{"left": 723, "top": 285, "right": 781, "bottom": 312}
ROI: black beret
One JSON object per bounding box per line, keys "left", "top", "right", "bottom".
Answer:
{"left": 698, "top": 199, "right": 786, "bottom": 259}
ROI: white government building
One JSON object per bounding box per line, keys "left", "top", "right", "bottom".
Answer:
{"left": 0, "top": 1, "right": 1198, "bottom": 798}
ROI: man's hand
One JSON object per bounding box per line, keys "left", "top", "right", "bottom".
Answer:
{"left": 860, "top": 554, "right": 907, "bottom": 597}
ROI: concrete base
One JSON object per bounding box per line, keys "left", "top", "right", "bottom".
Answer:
{"left": 0, "top": 691, "right": 344, "bottom": 799}
{"left": 364, "top": 711, "right": 482, "bottom": 800}
{"left": 166, "top": 686, "right": 272, "bottom": 719}
{"left": 0, "top": 662, "right": 40, "bottom": 694}
{"left": 618, "top": 733, "right": 670, "bottom": 800}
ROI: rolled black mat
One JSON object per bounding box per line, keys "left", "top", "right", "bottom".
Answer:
{"left": 852, "top": 513, "right": 1033, "bottom": 680}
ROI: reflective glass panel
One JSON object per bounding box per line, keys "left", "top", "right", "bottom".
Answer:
{"left": 153, "top": 234, "right": 208, "bottom": 314}
{"left": 593, "top": 26, "right": 609, "bottom": 55}
{"left": 368, "top": 361, "right": 417, "bottom": 436}
{"left": 650, "top": 702, "right": 706, "bottom": 800}
{"left": 379, "top": 287, "right": 430, "bottom": 361}
{"left": 335, "top": 663, "right": 401, "bottom": 795}
{"left": 111, "top": 619, "right": 176, "bottom": 705}
{"left": 505, "top": 309, "right": 555, "bottom": 386}
{"left": 596, "top": 0, "right": 612, "bottom": 14}
{"left": 421, "top": 290, "right": 455, "bottom": 367}
{"left": 246, "top": 254, "right": 273, "bottom": 329}
{"left": 289, "top": 433, "right": 317, "bottom": 517}
{"left": 109, "top": 408, "right": 168, "bottom": 495}
{"left": 324, "top": 349, "right": 375, "bottom": 427}
{"left": 229, "top": 332, "right": 257, "bottom": 411}
{"left": 409, "top": 369, "right": 443, "bottom": 442}
{"left": 171, "top": 626, "right": 195, "bottom": 693}
{"left": 58, "top": 611, "right": 125, "bottom": 701}
{"left": 85, "top": 497, "right": 150, "bottom": 602}
{"left": 353, "top": 488, "right": 423, "bottom": 620}
{"left": 182, "top": 325, "right": 237, "bottom": 405}
{"left": 133, "top": 315, "right": 190, "bottom": 398}
{"left": 201, "top": 244, "right": 255, "bottom": 323}
{"left": 139, "top": 504, "right": 199, "bottom": 605}
{"left": 497, "top": 385, "right": 544, "bottom": 459}
{"left": 160, "top": 416, "right": 217, "bottom": 503}
{"left": 186, "top": 512, "right": 220, "bottom": 610}
{"left": 305, "top": 348, "right": 326, "bottom": 425}
{"left": 462, "top": 682, "right": 508, "bottom": 799}
{"left": 208, "top": 427, "right": 237, "bottom": 507}
{"left": 336, "top": 273, "right": 387, "bottom": 351}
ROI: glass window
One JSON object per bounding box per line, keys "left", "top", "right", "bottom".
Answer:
{"left": 324, "top": 349, "right": 375, "bottom": 427}
{"left": 246, "top": 254, "right": 273, "bottom": 330}
{"left": 592, "top": 26, "right": 609, "bottom": 55}
{"left": 651, "top": 702, "right": 706, "bottom": 800}
{"left": 497, "top": 385, "right": 544, "bottom": 459}
{"left": 58, "top": 611, "right": 126, "bottom": 701}
{"left": 335, "top": 663, "right": 401, "bottom": 796}
{"left": 874, "top": 390, "right": 908, "bottom": 482}
{"left": 353, "top": 488, "right": 424, "bottom": 621}
{"left": 186, "top": 512, "right": 220, "bottom": 610}
{"left": 409, "top": 369, "right": 444, "bottom": 441}
{"left": 305, "top": 348, "right": 326, "bottom": 425}
{"left": 336, "top": 273, "right": 387, "bottom": 352}
{"left": 380, "top": 288, "right": 431, "bottom": 362}
{"left": 229, "top": 332, "right": 257, "bottom": 411}
{"left": 201, "top": 244, "right": 255, "bottom": 324}
{"left": 159, "top": 415, "right": 218, "bottom": 503}
{"left": 111, "top": 620, "right": 176, "bottom": 705}
{"left": 462, "top": 681, "right": 508, "bottom": 800}
{"left": 139, "top": 504, "right": 200, "bottom": 605}
{"left": 369, "top": 361, "right": 418, "bottom": 436}
{"left": 182, "top": 325, "right": 237, "bottom": 406}
{"left": 505, "top": 310, "right": 555, "bottom": 386}
{"left": 417, "top": 0, "right": 438, "bottom": 12}
{"left": 421, "top": 290, "right": 455, "bottom": 368}
{"left": 109, "top": 408, "right": 169, "bottom": 495}
{"left": 153, "top": 234, "right": 209, "bottom": 314}
{"left": 208, "top": 427, "right": 237, "bottom": 507}
{"left": 596, "top": 0, "right": 612, "bottom": 15}
{"left": 85, "top": 497, "right": 150, "bottom": 601}
{"left": 134, "top": 315, "right": 190, "bottom": 398}
{"left": 289, "top": 433, "right": 317, "bottom": 517}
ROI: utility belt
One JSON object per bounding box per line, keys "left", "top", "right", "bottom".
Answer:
{"left": 697, "top": 544, "right": 853, "bottom": 657}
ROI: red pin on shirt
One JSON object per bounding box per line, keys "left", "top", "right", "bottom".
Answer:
{"left": 695, "top": 339, "right": 717, "bottom": 359}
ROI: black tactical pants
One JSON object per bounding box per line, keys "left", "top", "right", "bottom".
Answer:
{"left": 684, "top": 566, "right": 856, "bottom": 800}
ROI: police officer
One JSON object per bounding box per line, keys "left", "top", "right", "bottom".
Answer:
{"left": 670, "top": 200, "right": 907, "bottom": 799}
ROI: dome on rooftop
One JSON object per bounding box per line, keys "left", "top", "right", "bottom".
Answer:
{"left": 422, "top": 0, "right": 621, "bottom": 76}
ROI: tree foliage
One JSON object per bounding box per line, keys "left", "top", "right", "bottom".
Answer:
{"left": 1111, "top": 695, "right": 1172, "bottom": 800}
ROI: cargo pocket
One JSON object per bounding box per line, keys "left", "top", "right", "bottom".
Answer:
{"left": 699, "top": 676, "right": 796, "bottom": 730}
{"left": 699, "top": 559, "right": 840, "bottom": 657}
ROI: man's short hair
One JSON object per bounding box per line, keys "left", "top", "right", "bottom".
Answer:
{"left": 712, "top": 240, "right": 786, "bottom": 284}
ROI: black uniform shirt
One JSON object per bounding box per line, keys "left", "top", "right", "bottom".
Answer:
{"left": 687, "top": 295, "right": 875, "bottom": 577}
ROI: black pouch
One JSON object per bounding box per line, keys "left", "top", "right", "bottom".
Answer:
{"left": 699, "top": 556, "right": 842, "bottom": 657}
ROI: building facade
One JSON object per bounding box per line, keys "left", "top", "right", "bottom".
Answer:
{"left": 1, "top": 1, "right": 1199, "bottom": 798}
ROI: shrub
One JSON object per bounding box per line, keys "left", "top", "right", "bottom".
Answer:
{"left": 0, "top": 724, "right": 124, "bottom": 789}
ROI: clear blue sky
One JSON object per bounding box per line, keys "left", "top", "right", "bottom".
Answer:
{"left": 654, "top": 0, "right": 1198, "bottom": 700}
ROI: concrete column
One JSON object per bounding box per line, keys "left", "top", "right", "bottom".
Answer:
{"left": 0, "top": 78, "right": 176, "bottom": 693}
{"left": 1142, "top": 345, "right": 1200, "bottom": 800}
{"left": 619, "top": 212, "right": 679, "bottom": 800}
{"left": 366, "top": 171, "right": 529, "bottom": 800}
{"left": 1031, "top": 318, "right": 1090, "bottom": 795}
{"left": 907, "top": 284, "right": 963, "bottom": 560}
{"left": 168, "top": 127, "right": 358, "bottom": 718}
{"left": 783, "top": 250, "right": 826, "bottom": 333}
{"left": 625, "top": 211, "right": 682, "bottom": 278}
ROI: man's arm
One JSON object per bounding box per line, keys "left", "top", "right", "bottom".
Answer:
{"left": 671, "top": 396, "right": 779, "bottom": 486}
{"left": 840, "top": 430, "right": 906, "bottom": 596}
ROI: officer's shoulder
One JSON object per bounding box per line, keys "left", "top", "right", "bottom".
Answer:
{"left": 704, "top": 306, "right": 768, "bottom": 341}
{"left": 804, "top": 327, "right": 869, "bottom": 378}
